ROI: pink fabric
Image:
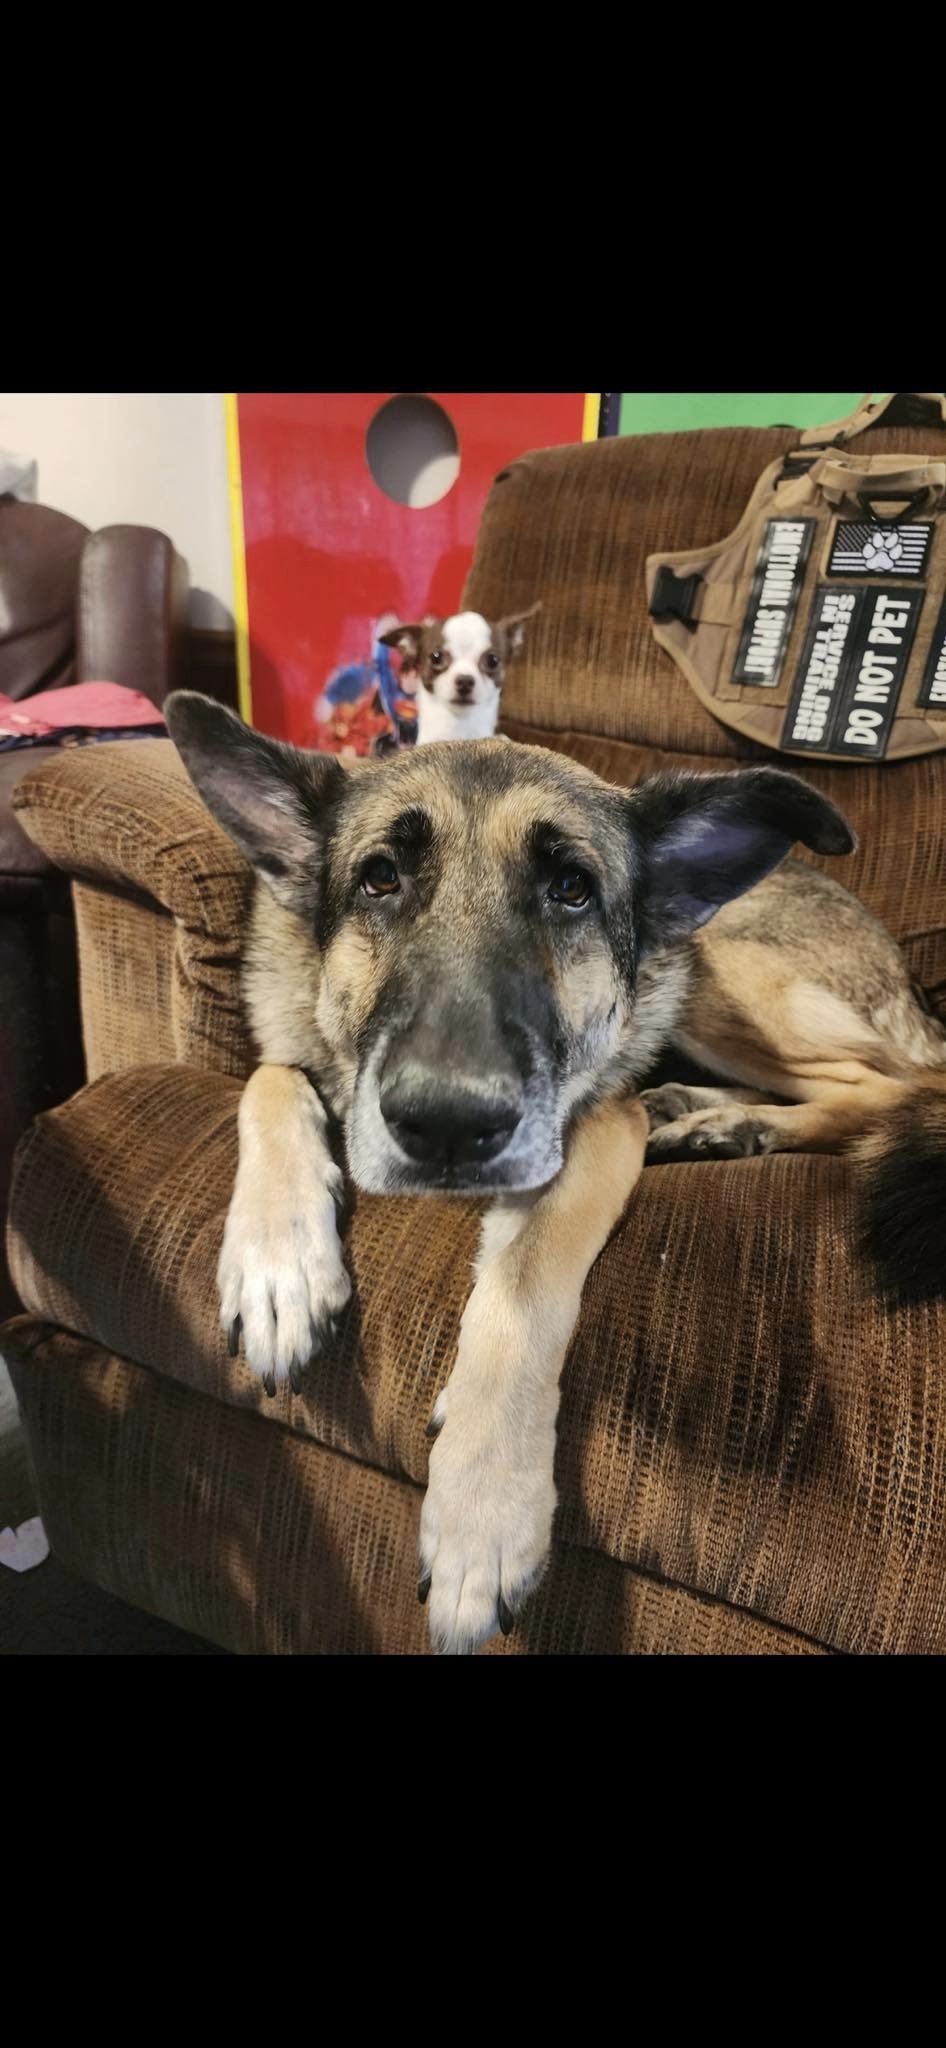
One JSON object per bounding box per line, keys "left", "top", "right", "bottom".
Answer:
{"left": 0, "top": 682, "right": 166, "bottom": 739}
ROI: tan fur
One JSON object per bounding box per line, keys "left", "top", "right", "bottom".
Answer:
{"left": 164, "top": 698, "right": 946, "bottom": 1651}
{"left": 854, "top": 1068, "right": 946, "bottom": 1166}
{"left": 216, "top": 1065, "right": 351, "bottom": 1392}
{"left": 482, "top": 781, "right": 608, "bottom": 867}
{"left": 647, "top": 867, "right": 946, "bottom": 1164}
{"left": 244, "top": 894, "right": 322, "bottom": 1069}
{"left": 420, "top": 1095, "right": 649, "bottom": 1653}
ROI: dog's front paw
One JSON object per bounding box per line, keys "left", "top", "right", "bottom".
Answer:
{"left": 646, "top": 1107, "right": 777, "bottom": 1162}
{"left": 640, "top": 1083, "right": 701, "bottom": 1131}
{"left": 217, "top": 1159, "right": 351, "bottom": 1393}
{"left": 418, "top": 1404, "right": 556, "bottom": 1654}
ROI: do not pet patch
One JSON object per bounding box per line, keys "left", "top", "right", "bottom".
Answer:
{"left": 783, "top": 586, "right": 923, "bottom": 756}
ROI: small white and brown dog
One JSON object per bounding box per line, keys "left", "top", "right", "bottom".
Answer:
{"left": 379, "top": 605, "right": 541, "bottom": 744}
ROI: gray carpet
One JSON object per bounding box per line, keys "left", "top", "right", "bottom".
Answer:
{"left": 0, "top": 1352, "right": 225, "bottom": 1655}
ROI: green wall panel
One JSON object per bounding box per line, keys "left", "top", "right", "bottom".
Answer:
{"left": 617, "top": 394, "right": 883, "bottom": 436}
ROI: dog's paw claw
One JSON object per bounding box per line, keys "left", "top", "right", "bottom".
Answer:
{"left": 419, "top": 1414, "right": 554, "bottom": 1653}
{"left": 418, "top": 1574, "right": 431, "bottom": 1606}
{"left": 288, "top": 1363, "right": 304, "bottom": 1395}
{"left": 262, "top": 1372, "right": 277, "bottom": 1399}
{"left": 425, "top": 1389, "right": 448, "bottom": 1441}
{"left": 227, "top": 1317, "right": 241, "bottom": 1358}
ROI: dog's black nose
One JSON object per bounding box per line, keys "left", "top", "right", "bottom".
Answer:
{"left": 454, "top": 673, "right": 475, "bottom": 699}
{"left": 379, "top": 1076, "right": 521, "bottom": 1169}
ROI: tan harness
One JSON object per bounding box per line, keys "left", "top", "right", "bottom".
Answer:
{"left": 645, "top": 393, "right": 946, "bottom": 762}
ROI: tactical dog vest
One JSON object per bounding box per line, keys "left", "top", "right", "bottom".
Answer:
{"left": 646, "top": 392, "right": 946, "bottom": 762}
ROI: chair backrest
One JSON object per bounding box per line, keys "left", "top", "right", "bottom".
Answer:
{"left": 0, "top": 500, "right": 89, "bottom": 702}
{"left": 463, "top": 419, "right": 946, "bottom": 1013}
{"left": 464, "top": 418, "right": 946, "bottom": 756}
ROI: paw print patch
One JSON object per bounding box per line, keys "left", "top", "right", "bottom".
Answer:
{"left": 828, "top": 519, "right": 933, "bottom": 579}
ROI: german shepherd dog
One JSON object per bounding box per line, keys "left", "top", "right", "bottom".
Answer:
{"left": 165, "top": 693, "right": 946, "bottom": 1654}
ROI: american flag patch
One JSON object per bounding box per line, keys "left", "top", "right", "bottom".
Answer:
{"left": 827, "top": 520, "right": 933, "bottom": 580}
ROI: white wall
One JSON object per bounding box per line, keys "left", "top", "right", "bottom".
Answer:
{"left": 0, "top": 393, "right": 235, "bottom": 629}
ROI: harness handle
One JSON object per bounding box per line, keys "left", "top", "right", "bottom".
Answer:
{"left": 810, "top": 454, "right": 946, "bottom": 517}
{"left": 799, "top": 392, "right": 946, "bottom": 450}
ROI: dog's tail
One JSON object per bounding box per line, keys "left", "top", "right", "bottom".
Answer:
{"left": 855, "top": 1069, "right": 946, "bottom": 1303}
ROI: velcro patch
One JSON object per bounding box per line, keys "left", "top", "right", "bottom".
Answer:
{"left": 731, "top": 518, "right": 815, "bottom": 687}
{"left": 783, "top": 586, "right": 924, "bottom": 757}
{"left": 918, "top": 594, "right": 946, "bottom": 709}
{"left": 827, "top": 520, "right": 933, "bottom": 579}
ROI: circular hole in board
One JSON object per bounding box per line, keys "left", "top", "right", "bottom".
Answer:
{"left": 365, "top": 394, "right": 460, "bottom": 509}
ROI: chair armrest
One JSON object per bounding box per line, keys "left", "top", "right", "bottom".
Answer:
{"left": 12, "top": 738, "right": 252, "bottom": 1078}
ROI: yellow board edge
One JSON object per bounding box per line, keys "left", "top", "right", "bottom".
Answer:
{"left": 582, "top": 393, "right": 601, "bottom": 441}
{"left": 224, "top": 393, "right": 252, "bottom": 724}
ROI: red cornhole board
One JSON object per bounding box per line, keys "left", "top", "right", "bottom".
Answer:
{"left": 228, "top": 393, "right": 593, "bottom": 749}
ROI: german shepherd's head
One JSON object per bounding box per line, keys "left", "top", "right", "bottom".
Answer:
{"left": 166, "top": 694, "right": 854, "bottom": 1196}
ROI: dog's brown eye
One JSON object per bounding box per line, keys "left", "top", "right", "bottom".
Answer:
{"left": 361, "top": 857, "right": 400, "bottom": 897}
{"left": 429, "top": 649, "right": 446, "bottom": 670}
{"left": 548, "top": 867, "right": 592, "bottom": 909}
{"left": 482, "top": 651, "right": 499, "bottom": 673}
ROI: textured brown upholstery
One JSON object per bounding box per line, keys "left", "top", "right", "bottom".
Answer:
{"left": 0, "top": 509, "right": 189, "bottom": 1317}
{"left": 5, "top": 416, "right": 946, "bottom": 1654}
{"left": 7, "top": 1063, "right": 946, "bottom": 1653}
{"left": 2, "top": 1318, "right": 821, "bottom": 1655}
{"left": 12, "top": 740, "right": 251, "bottom": 1080}
{"left": 465, "top": 419, "right": 946, "bottom": 751}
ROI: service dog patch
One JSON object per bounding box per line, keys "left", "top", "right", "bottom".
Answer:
{"left": 827, "top": 520, "right": 933, "bottom": 580}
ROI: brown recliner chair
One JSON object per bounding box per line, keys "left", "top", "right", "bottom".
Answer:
{"left": 0, "top": 501, "right": 188, "bottom": 1316}
{"left": 3, "top": 421, "right": 946, "bottom": 1655}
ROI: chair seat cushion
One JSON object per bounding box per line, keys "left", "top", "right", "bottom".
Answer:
{"left": 7, "top": 1062, "right": 946, "bottom": 1653}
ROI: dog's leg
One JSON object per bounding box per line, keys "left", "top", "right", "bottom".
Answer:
{"left": 219, "top": 1065, "right": 351, "bottom": 1394}
{"left": 644, "top": 1068, "right": 907, "bottom": 1161}
{"left": 419, "top": 1093, "right": 648, "bottom": 1654}
{"left": 642, "top": 1081, "right": 772, "bottom": 1132}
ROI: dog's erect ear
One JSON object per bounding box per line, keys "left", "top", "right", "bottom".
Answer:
{"left": 378, "top": 622, "right": 429, "bottom": 662}
{"left": 496, "top": 601, "right": 542, "bottom": 657}
{"left": 628, "top": 767, "right": 856, "bottom": 945}
{"left": 164, "top": 691, "right": 347, "bottom": 911}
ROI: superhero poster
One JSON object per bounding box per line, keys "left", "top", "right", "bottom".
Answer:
{"left": 226, "top": 394, "right": 604, "bottom": 756}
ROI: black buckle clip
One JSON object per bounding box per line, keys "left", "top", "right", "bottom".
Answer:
{"left": 856, "top": 488, "right": 929, "bottom": 527}
{"left": 778, "top": 453, "right": 816, "bottom": 482}
{"left": 649, "top": 566, "right": 702, "bottom": 632}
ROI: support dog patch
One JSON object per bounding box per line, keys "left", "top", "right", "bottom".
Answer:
{"left": 731, "top": 519, "right": 814, "bottom": 687}
{"left": 918, "top": 594, "right": 946, "bottom": 709}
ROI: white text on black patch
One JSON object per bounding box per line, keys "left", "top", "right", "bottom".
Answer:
{"left": 918, "top": 594, "right": 946, "bottom": 709}
{"left": 836, "top": 589, "right": 924, "bottom": 756}
{"left": 732, "top": 519, "right": 814, "bottom": 687}
{"left": 827, "top": 521, "right": 933, "bottom": 580}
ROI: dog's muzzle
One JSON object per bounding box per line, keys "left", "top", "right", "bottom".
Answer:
{"left": 379, "top": 1065, "right": 523, "bottom": 1172}
{"left": 345, "top": 979, "right": 564, "bottom": 1195}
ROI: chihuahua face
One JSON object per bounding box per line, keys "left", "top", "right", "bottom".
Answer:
{"left": 379, "top": 606, "right": 540, "bottom": 742}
